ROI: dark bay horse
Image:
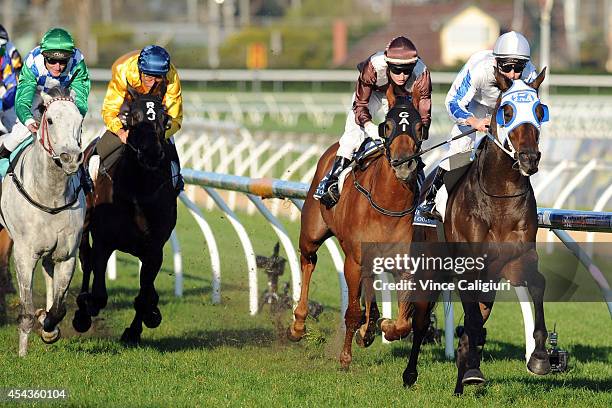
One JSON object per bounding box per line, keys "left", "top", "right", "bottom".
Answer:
{"left": 382, "top": 68, "right": 550, "bottom": 394}
{"left": 72, "top": 83, "right": 178, "bottom": 344}
{"left": 287, "top": 88, "right": 425, "bottom": 369}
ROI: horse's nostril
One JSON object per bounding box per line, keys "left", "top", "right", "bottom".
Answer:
{"left": 60, "top": 152, "right": 71, "bottom": 163}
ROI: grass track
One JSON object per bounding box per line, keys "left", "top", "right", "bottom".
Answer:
{"left": 0, "top": 205, "right": 610, "bottom": 407}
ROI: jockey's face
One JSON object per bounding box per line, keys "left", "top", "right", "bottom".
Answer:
{"left": 141, "top": 73, "right": 163, "bottom": 90}
{"left": 389, "top": 70, "right": 408, "bottom": 86}
{"left": 497, "top": 58, "right": 527, "bottom": 80}
{"left": 44, "top": 57, "right": 68, "bottom": 77}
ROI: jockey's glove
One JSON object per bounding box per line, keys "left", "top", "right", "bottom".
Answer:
{"left": 364, "top": 121, "right": 380, "bottom": 141}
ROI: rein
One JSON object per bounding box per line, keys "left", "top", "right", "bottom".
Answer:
{"left": 391, "top": 128, "right": 477, "bottom": 166}
{"left": 8, "top": 145, "right": 82, "bottom": 214}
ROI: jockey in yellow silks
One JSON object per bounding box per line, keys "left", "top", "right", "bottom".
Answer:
{"left": 97, "top": 45, "right": 184, "bottom": 192}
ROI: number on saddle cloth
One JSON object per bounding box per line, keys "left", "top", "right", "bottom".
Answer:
{"left": 0, "top": 136, "right": 34, "bottom": 178}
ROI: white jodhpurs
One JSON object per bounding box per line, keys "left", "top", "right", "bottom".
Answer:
{"left": 337, "top": 91, "right": 388, "bottom": 160}
{"left": 0, "top": 119, "right": 33, "bottom": 151}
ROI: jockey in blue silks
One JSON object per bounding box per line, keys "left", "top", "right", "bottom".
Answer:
{"left": 0, "top": 24, "right": 22, "bottom": 134}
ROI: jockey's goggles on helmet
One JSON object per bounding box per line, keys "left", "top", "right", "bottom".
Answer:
{"left": 497, "top": 58, "right": 527, "bottom": 73}
{"left": 388, "top": 63, "right": 415, "bottom": 75}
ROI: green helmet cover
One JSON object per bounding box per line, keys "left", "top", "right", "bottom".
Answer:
{"left": 40, "top": 28, "right": 75, "bottom": 59}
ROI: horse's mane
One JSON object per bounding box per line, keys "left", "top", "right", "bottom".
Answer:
{"left": 46, "top": 86, "right": 72, "bottom": 99}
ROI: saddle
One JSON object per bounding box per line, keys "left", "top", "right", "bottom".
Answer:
{"left": 413, "top": 149, "right": 479, "bottom": 229}
{"left": 313, "top": 138, "right": 384, "bottom": 199}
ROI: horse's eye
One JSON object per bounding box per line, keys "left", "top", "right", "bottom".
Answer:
{"left": 47, "top": 117, "right": 53, "bottom": 125}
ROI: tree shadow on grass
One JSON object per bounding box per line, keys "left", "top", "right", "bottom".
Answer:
{"left": 141, "top": 327, "right": 277, "bottom": 352}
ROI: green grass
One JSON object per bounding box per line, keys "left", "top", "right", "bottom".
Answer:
{"left": 0, "top": 205, "right": 610, "bottom": 407}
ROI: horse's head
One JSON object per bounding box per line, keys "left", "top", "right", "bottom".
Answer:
{"left": 377, "top": 95, "right": 423, "bottom": 182}
{"left": 493, "top": 67, "right": 549, "bottom": 176}
{"left": 124, "top": 81, "right": 168, "bottom": 170}
{"left": 39, "top": 88, "right": 84, "bottom": 175}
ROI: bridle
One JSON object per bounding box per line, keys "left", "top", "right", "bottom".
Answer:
{"left": 39, "top": 96, "right": 81, "bottom": 165}
{"left": 352, "top": 101, "right": 423, "bottom": 217}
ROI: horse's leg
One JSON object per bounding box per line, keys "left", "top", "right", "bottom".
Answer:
{"left": 13, "top": 246, "right": 37, "bottom": 357}
{"left": 355, "top": 278, "right": 380, "bottom": 348}
{"left": 38, "top": 258, "right": 76, "bottom": 344}
{"left": 403, "top": 300, "right": 434, "bottom": 387}
{"left": 379, "top": 275, "right": 414, "bottom": 341}
{"left": 121, "top": 250, "right": 163, "bottom": 344}
{"left": 525, "top": 266, "right": 550, "bottom": 375}
{"left": 339, "top": 256, "right": 361, "bottom": 370}
{"left": 0, "top": 228, "right": 15, "bottom": 293}
{"left": 73, "top": 230, "right": 94, "bottom": 332}
{"left": 87, "top": 242, "right": 113, "bottom": 317}
{"left": 287, "top": 199, "right": 330, "bottom": 342}
{"left": 455, "top": 298, "right": 486, "bottom": 393}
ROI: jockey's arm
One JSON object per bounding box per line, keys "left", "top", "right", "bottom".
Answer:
{"left": 101, "top": 69, "right": 128, "bottom": 135}
{"left": 353, "top": 61, "right": 376, "bottom": 127}
{"left": 163, "top": 67, "right": 183, "bottom": 138}
{"left": 413, "top": 69, "right": 432, "bottom": 130}
{"left": 14, "top": 63, "right": 38, "bottom": 127}
{"left": 69, "top": 60, "right": 91, "bottom": 117}
{"left": 445, "top": 66, "right": 479, "bottom": 127}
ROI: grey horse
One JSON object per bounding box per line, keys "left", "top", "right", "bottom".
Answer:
{"left": 0, "top": 88, "right": 85, "bottom": 356}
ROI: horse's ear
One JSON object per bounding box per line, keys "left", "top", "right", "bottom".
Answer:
{"left": 126, "top": 81, "right": 139, "bottom": 101}
{"left": 40, "top": 90, "right": 53, "bottom": 106}
{"left": 493, "top": 66, "right": 512, "bottom": 92}
{"left": 529, "top": 67, "right": 547, "bottom": 91}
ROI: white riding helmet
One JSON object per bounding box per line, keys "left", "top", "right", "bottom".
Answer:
{"left": 493, "top": 31, "right": 530, "bottom": 60}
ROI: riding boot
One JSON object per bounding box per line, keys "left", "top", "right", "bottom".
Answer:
{"left": 319, "top": 156, "right": 351, "bottom": 208}
{"left": 79, "top": 164, "right": 93, "bottom": 195}
{"left": 418, "top": 167, "right": 446, "bottom": 220}
{"left": 164, "top": 140, "right": 184, "bottom": 196}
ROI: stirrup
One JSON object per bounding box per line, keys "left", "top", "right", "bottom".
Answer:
{"left": 319, "top": 182, "right": 340, "bottom": 208}
{"left": 418, "top": 200, "right": 441, "bottom": 221}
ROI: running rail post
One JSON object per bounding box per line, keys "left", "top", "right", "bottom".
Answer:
{"left": 204, "top": 187, "right": 259, "bottom": 315}
{"left": 169, "top": 229, "right": 183, "bottom": 297}
{"left": 247, "top": 194, "right": 301, "bottom": 303}
{"left": 179, "top": 192, "right": 222, "bottom": 304}
{"left": 551, "top": 228, "right": 612, "bottom": 318}
{"left": 442, "top": 290, "right": 455, "bottom": 359}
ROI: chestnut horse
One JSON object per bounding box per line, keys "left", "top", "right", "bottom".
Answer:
{"left": 381, "top": 68, "right": 550, "bottom": 394}
{"left": 287, "top": 88, "right": 425, "bottom": 369}
{"left": 72, "top": 83, "right": 177, "bottom": 344}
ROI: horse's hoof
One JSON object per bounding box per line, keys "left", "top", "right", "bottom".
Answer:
{"left": 402, "top": 369, "right": 418, "bottom": 388}
{"left": 41, "top": 327, "right": 61, "bottom": 344}
{"left": 120, "top": 328, "right": 141, "bottom": 345}
{"left": 527, "top": 353, "right": 551, "bottom": 375}
{"left": 339, "top": 352, "right": 352, "bottom": 371}
{"left": 462, "top": 368, "right": 486, "bottom": 385}
{"left": 142, "top": 307, "right": 162, "bottom": 329}
{"left": 72, "top": 309, "right": 92, "bottom": 333}
{"left": 354, "top": 328, "right": 375, "bottom": 348}
{"left": 286, "top": 325, "right": 304, "bottom": 342}
{"left": 376, "top": 317, "right": 388, "bottom": 332}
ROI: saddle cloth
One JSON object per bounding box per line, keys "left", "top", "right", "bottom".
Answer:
{"left": 0, "top": 136, "right": 34, "bottom": 178}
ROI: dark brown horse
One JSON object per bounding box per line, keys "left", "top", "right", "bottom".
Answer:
{"left": 72, "top": 83, "right": 178, "bottom": 343}
{"left": 287, "top": 87, "right": 426, "bottom": 369}
{"left": 381, "top": 67, "right": 550, "bottom": 394}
